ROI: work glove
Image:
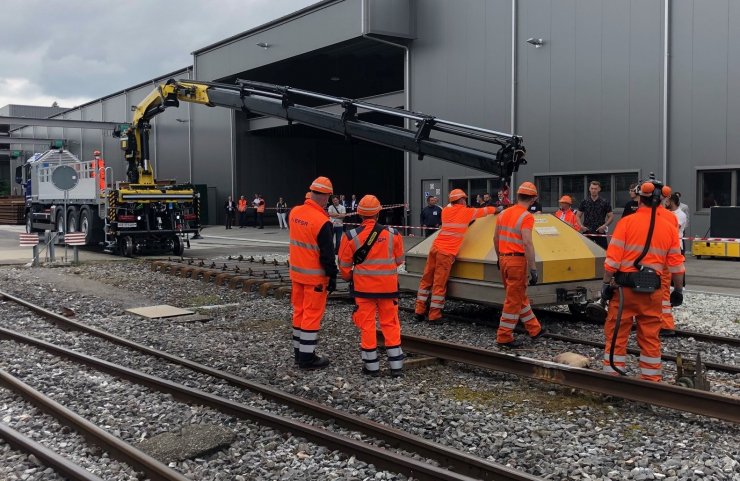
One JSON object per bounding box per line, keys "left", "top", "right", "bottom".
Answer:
{"left": 327, "top": 277, "right": 337, "bottom": 293}
{"left": 670, "top": 289, "right": 683, "bottom": 307}
{"left": 601, "top": 283, "right": 615, "bottom": 302}
{"left": 528, "top": 269, "right": 538, "bottom": 286}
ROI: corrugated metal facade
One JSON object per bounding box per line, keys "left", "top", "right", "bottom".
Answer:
{"left": 5, "top": 0, "right": 740, "bottom": 234}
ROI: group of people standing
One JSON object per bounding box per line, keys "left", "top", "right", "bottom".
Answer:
{"left": 413, "top": 177, "right": 685, "bottom": 384}
{"left": 224, "top": 194, "right": 289, "bottom": 229}
{"left": 289, "top": 177, "right": 404, "bottom": 376}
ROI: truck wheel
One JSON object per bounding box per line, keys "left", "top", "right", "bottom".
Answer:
{"left": 79, "top": 207, "right": 93, "bottom": 245}
{"left": 172, "top": 236, "right": 185, "bottom": 256}
{"left": 67, "top": 209, "right": 79, "bottom": 233}
{"left": 25, "top": 213, "right": 41, "bottom": 233}
{"left": 54, "top": 216, "right": 65, "bottom": 245}
{"left": 121, "top": 236, "right": 134, "bottom": 257}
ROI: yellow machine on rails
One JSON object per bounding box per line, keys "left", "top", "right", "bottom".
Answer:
{"left": 400, "top": 214, "right": 606, "bottom": 311}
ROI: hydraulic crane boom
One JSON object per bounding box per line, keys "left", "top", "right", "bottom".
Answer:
{"left": 116, "top": 78, "right": 526, "bottom": 185}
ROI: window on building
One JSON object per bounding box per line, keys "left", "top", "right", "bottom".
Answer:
{"left": 614, "top": 173, "right": 638, "bottom": 210}
{"left": 535, "top": 172, "right": 639, "bottom": 212}
{"left": 698, "top": 170, "right": 736, "bottom": 210}
{"left": 538, "top": 176, "right": 559, "bottom": 208}
{"left": 448, "top": 178, "right": 502, "bottom": 206}
{"left": 562, "top": 175, "right": 586, "bottom": 209}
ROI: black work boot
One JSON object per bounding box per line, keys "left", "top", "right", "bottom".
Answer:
{"left": 497, "top": 338, "right": 523, "bottom": 349}
{"left": 412, "top": 313, "right": 425, "bottom": 322}
{"left": 390, "top": 368, "right": 404, "bottom": 378}
{"left": 531, "top": 326, "right": 548, "bottom": 341}
{"left": 362, "top": 366, "right": 380, "bottom": 377}
{"left": 299, "top": 355, "right": 330, "bottom": 370}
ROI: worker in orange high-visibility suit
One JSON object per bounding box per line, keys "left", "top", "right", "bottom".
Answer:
{"left": 289, "top": 176, "right": 338, "bottom": 370}
{"left": 339, "top": 195, "right": 406, "bottom": 377}
{"left": 554, "top": 196, "right": 579, "bottom": 231}
{"left": 90, "top": 151, "right": 105, "bottom": 192}
{"left": 601, "top": 180, "right": 685, "bottom": 382}
{"left": 494, "top": 182, "right": 547, "bottom": 348}
{"left": 237, "top": 196, "right": 248, "bottom": 228}
{"left": 657, "top": 201, "right": 680, "bottom": 335}
{"left": 414, "top": 189, "right": 496, "bottom": 322}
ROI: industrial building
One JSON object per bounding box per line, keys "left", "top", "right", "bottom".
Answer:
{"left": 2, "top": 0, "right": 738, "bottom": 237}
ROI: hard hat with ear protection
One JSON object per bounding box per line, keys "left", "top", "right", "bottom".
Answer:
{"left": 634, "top": 173, "right": 671, "bottom": 206}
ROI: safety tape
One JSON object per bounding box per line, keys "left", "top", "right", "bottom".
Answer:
{"left": 343, "top": 222, "right": 438, "bottom": 231}
{"left": 583, "top": 233, "right": 740, "bottom": 243}
{"left": 245, "top": 203, "right": 409, "bottom": 212}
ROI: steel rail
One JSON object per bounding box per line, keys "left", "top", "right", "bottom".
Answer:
{"left": 535, "top": 308, "right": 740, "bottom": 348}
{"left": 0, "top": 291, "right": 539, "bottom": 481}
{"left": 0, "top": 328, "right": 501, "bottom": 481}
{"left": 0, "top": 422, "right": 105, "bottom": 481}
{"left": 382, "top": 332, "right": 740, "bottom": 424}
{"left": 398, "top": 307, "right": 740, "bottom": 375}
{"left": 0, "top": 369, "right": 188, "bottom": 481}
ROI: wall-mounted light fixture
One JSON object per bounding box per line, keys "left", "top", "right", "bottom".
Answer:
{"left": 526, "top": 38, "right": 544, "bottom": 48}
{"left": 256, "top": 42, "right": 269, "bottom": 49}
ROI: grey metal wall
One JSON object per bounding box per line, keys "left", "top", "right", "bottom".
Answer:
{"left": 669, "top": 0, "right": 740, "bottom": 237}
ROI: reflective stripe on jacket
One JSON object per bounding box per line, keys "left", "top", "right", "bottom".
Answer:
{"left": 496, "top": 204, "right": 534, "bottom": 254}
{"left": 555, "top": 209, "right": 579, "bottom": 231}
{"left": 257, "top": 198, "right": 265, "bottom": 213}
{"left": 338, "top": 219, "right": 405, "bottom": 298}
{"left": 604, "top": 206, "right": 685, "bottom": 275}
{"left": 289, "top": 200, "right": 333, "bottom": 284}
{"left": 432, "top": 204, "right": 496, "bottom": 255}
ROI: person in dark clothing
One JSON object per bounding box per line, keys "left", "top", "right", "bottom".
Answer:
{"left": 527, "top": 200, "right": 542, "bottom": 214}
{"left": 420, "top": 196, "right": 443, "bottom": 237}
{"left": 621, "top": 183, "right": 639, "bottom": 218}
{"left": 224, "top": 196, "right": 236, "bottom": 229}
{"left": 577, "top": 180, "right": 614, "bottom": 250}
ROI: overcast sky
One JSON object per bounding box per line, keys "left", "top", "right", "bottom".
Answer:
{"left": 0, "top": 0, "right": 317, "bottom": 109}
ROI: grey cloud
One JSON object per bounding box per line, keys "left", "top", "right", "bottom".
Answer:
{"left": 2, "top": 0, "right": 317, "bottom": 104}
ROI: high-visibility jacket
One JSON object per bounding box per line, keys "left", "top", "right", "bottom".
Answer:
{"left": 338, "top": 219, "right": 405, "bottom": 298}
{"left": 433, "top": 204, "right": 496, "bottom": 255}
{"left": 555, "top": 209, "right": 579, "bottom": 231}
{"left": 90, "top": 158, "right": 105, "bottom": 191}
{"left": 289, "top": 200, "right": 338, "bottom": 284}
{"left": 238, "top": 199, "right": 247, "bottom": 212}
{"left": 604, "top": 207, "right": 684, "bottom": 275}
{"left": 496, "top": 204, "right": 534, "bottom": 254}
{"left": 257, "top": 198, "right": 265, "bottom": 213}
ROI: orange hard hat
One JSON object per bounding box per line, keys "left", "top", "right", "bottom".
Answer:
{"left": 93, "top": 150, "right": 101, "bottom": 156}
{"left": 357, "top": 195, "right": 382, "bottom": 216}
{"left": 305, "top": 192, "right": 311, "bottom": 199}
{"left": 558, "top": 195, "right": 572, "bottom": 204}
{"left": 517, "top": 182, "right": 538, "bottom": 196}
{"left": 310, "top": 176, "right": 333, "bottom": 194}
{"left": 449, "top": 189, "right": 467, "bottom": 202}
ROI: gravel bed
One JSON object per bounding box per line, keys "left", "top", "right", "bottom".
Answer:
{"left": 0, "top": 341, "right": 406, "bottom": 480}
{"left": 0, "top": 434, "right": 67, "bottom": 481}
{"left": 1, "top": 260, "right": 739, "bottom": 480}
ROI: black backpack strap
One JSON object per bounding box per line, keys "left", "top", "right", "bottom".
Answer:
{"left": 352, "top": 223, "right": 386, "bottom": 265}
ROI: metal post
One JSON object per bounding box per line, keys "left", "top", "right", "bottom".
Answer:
{"left": 32, "top": 245, "right": 39, "bottom": 267}
{"left": 63, "top": 191, "right": 68, "bottom": 263}
{"left": 73, "top": 246, "right": 79, "bottom": 264}
{"left": 49, "top": 230, "right": 55, "bottom": 262}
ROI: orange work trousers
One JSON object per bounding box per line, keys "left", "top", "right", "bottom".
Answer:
{"left": 353, "top": 298, "right": 403, "bottom": 372}
{"left": 291, "top": 281, "right": 328, "bottom": 363}
{"left": 497, "top": 255, "right": 541, "bottom": 343}
{"left": 659, "top": 269, "right": 674, "bottom": 330}
{"left": 414, "top": 245, "right": 455, "bottom": 321}
{"left": 603, "top": 287, "right": 663, "bottom": 382}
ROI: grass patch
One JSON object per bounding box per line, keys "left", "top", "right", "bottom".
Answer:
{"left": 443, "top": 380, "right": 614, "bottom": 417}
{"left": 183, "top": 294, "right": 221, "bottom": 307}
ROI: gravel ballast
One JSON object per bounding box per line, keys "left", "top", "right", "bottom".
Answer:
{"left": 0, "top": 259, "right": 739, "bottom": 480}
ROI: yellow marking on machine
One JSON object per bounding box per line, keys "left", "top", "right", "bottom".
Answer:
{"left": 529, "top": 215, "right": 596, "bottom": 283}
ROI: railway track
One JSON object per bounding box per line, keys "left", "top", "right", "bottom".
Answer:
{"left": 396, "top": 306, "right": 740, "bottom": 375}
{"left": 0, "top": 289, "right": 540, "bottom": 481}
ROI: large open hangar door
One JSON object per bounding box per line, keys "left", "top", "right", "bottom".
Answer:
{"left": 226, "top": 37, "right": 406, "bottom": 224}
{"left": 234, "top": 113, "right": 404, "bottom": 225}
